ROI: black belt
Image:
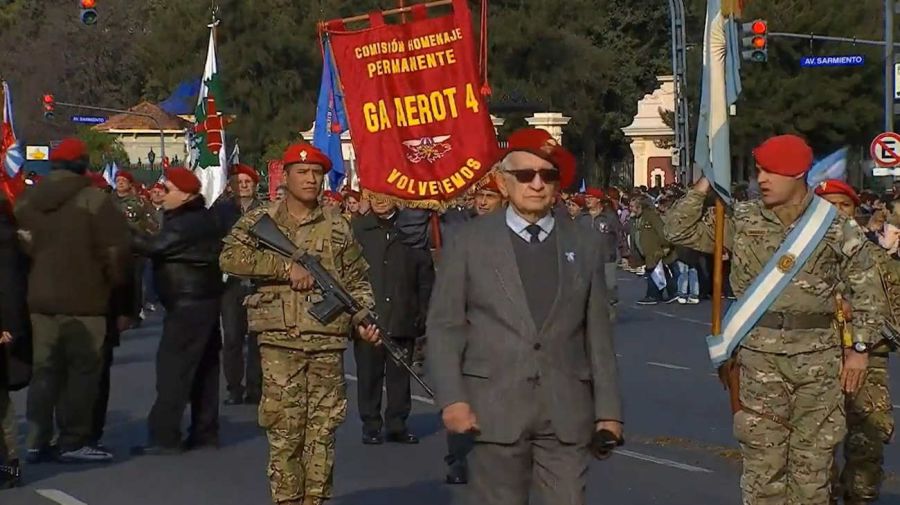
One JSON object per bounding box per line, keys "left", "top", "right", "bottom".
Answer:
{"left": 756, "top": 312, "right": 833, "bottom": 330}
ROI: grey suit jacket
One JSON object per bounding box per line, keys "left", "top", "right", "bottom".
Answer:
{"left": 426, "top": 210, "right": 622, "bottom": 445}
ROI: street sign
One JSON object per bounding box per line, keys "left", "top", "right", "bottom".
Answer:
{"left": 800, "top": 55, "right": 865, "bottom": 68}
{"left": 870, "top": 132, "right": 900, "bottom": 168}
{"left": 873, "top": 167, "right": 900, "bottom": 177}
{"left": 25, "top": 146, "right": 49, "bottom": 161}
{"left": 70, "top": 115, "right": 106, "bottom": 125}
{"left": 895, "top": 63, "right": 900, "bottom": 100}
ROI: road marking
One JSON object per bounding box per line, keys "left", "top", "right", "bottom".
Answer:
{"left": 646, "top": 361, "right": 691, "bottom": 371}
{"left": 616, "top": 449, "right": 713, "bottom": 473}
{"left": 653, "top": 310, "right": 712, "bottom": 326}
{"left": 35, "top": 490, "right": 89, "bottom": 505}
{"left": 345, "top": 374, "right": 435, "bottom": 405}
{"left": 893, "top": 404, "right": 900, "bottom": 409}
{"left": 348, "top": 375, "right": 712, "bottom": 474}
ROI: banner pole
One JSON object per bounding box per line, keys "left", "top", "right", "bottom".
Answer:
{"left": 711, "top": 197, "right": 725, "bottom": 334}
{"left": 334, "top": 0, "right": 452, "bottom": 25}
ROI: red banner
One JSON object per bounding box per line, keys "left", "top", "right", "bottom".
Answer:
{"left": 267, "top": 160, "right": 284, "bottom": 201}
{"left": 325, "top": 0, "right": 497, "bottom": 207}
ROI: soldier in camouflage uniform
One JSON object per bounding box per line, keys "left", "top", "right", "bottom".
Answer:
{"left": 663, "top": 135, "right": 886, "bottom": 505}
{"left": 815, "top": 179, "right": 899, "bottom": 505}
{"left": 220, "top": 143, "right": 379, "bottom": 505}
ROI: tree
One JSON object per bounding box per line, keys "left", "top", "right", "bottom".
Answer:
{"left": 75, "top": 126, "right": 129, "bottom": 168}
{"left": 0, "top": 0, "right": 153, "bottom": 143}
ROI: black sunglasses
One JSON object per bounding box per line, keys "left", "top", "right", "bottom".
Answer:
{"left": 504, "top": 169, "right": 560, "bottom": 184}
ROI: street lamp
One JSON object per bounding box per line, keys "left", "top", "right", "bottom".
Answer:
{"left": 148, "top": 148, "right": 156, "bottom": 168}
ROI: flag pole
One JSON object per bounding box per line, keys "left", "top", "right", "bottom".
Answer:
{"left": 335, "top": 0, "right": 452, "bottom": 24}
{"left": 711, "top": 199, "right": 725, "bottom": 335}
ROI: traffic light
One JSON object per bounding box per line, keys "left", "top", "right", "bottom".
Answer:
{"left": 80, "top": 0, "right": 98, "bottom": 25}
{"left": 741, "top": 19, "right": 768, "bottom": 62}
{"left": 42, "top": 94, "right": 55, "bottom": 120}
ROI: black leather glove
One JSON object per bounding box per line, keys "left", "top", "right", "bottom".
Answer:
{"left": 591, "top": 429, "right": 624, "bottom": 460}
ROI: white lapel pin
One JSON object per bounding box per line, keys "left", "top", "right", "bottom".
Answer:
{"left": 565, "top": 252, "right": 576, "bottom": 263}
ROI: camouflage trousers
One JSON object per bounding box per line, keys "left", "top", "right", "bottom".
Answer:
{"left": 259, "top": 345, "right": 347, "bottom": 505}
{"left": 831, "top": 355, "right": 894, "bottom": 504}
{"left": 0, "top": 388, "right": 16, "bottom": 462}
{"left": 735, "top": 347, "right": 845, "bottom": 505}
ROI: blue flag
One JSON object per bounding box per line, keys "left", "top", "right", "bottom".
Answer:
{"left": 313, "top": 36, "right": 349, "bottom": 191}
{"left": 806, "top": 147, "right": 848, "bottom": 187}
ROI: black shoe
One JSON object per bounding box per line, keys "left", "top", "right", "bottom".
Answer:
{"left": 223, "top": 393, "right": 243, "bottom": 406}
{"left": 25, "top": 447, "right": 57, "bottom": 464}
{"left": 0, "top": 460, "right": 20, "bottom": 489}
{"left": 445, "top": 461, "right": 468, "bottom": 485}
{"left": 386, "top": 432, "right": 419, "bottom": 444}
{"left": 636, "top": 297, "right": 659, "bottom": 305}
{"left": 130, "top": 444, "right": 184, "bottom": 456}
{"left": 362, "top": 432, "right": 384, "bottom": 445}
{"left": 182, "top": 437, "right": 220, "bottom": 451}
{"left": 244, "top": 393, "right": 261, "bottom": 405}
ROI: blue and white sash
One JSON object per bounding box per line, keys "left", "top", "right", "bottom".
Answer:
{"left": 707, "top": 196, "right": 837, "bottom": 366}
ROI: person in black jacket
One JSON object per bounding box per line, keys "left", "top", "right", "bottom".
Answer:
{"left": 211, "top": 164, "right": 264, "bottom": 405}
{"left": 131, "top": 167, "right": 225, "bottom": 455}
{"left": 351, "top": 196, "right": 434, "bottom": 445}
{"left": 0, "top": 196, "right": 29, "bottom": 488}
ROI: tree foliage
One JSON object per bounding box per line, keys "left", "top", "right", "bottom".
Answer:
{"left": 0, "top": 0, "right": 891, "bottom": 186}
{"left": 75, "top": 126, "right": 129, "bottom": 168}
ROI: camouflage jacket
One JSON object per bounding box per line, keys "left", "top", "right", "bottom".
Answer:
{"left": 114, "top": 194, "right": 160, "bottom": 235}
{"left": 219, "top": 200, "right": 374, "bottom": 352}
{"left": 663, "top": 189, "right": 886, "bottom": 355}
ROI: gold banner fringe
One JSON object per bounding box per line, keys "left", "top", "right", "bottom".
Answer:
{"left": 360, "top": 166, "right": 500, "bottom": 212}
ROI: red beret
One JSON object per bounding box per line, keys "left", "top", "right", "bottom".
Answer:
{"left": 85, "top": 172, "right": 109, "bottom": 189}
{"left": 815, "top": 179, "right": 860, "bottom": 206}
{"left": 503, "top": 128, "right": 576, "bottom": 189}
{"left": 50, "top": 138, "right": 87, "bottom": 162}
{"left": 345, "top": 190, "right": 361, "bottom": 201}
{"left": 164, "top": 166, "right": 202, "bottom": 195}
{"left": 283, "top": 143, "right": 332, "bottom": 172}
{"left": 115, "top": 171, "right": 135, "bottom": 184}
{"left": 752, "top": 134, "right": 814, "bottom": 178}
{"left": 606, "top": 187, "right": 621, "bottom": 200}
{"left": 585, "top": 188, "right": 604, "bottom": 199}
{"left": 571, "top": 195, "right": 586, "bottom": 207}
{"left": 477, "top": 173, "right": 501, "bottom": 194}
{"left": 323, "top": 190, "right": 343, "bottom": 202}
{"left": 231, "top": 163, "right": 260, "bottom": 184}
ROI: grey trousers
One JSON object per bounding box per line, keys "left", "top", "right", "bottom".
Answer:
{"left": 466, "top": 393, "right": 591, "bottom": 505}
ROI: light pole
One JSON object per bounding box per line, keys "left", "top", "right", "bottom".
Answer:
{"left": 886, "top": 0, "right": 896, "bottom": 134}
{"left": 668, "top": 0, "right": 692, "bottom": 184}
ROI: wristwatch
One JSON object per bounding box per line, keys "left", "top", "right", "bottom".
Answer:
{"left": 852, "top": 341, "right": 870, "bottom": 353}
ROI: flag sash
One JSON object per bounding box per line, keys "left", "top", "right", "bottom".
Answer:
{"left": 706, "top": 196, "right": 837, "bottom": 366}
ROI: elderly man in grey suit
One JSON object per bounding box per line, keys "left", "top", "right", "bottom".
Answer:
{"left": 427, "top": 128, "right": 624, "bottom": 505}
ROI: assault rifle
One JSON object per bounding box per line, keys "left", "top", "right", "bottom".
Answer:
{"left": 250, "top": 214, "right": 435, "bottom": 398}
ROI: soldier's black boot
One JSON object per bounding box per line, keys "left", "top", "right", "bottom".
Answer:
{"left": 445, "top": 460, "right": 468, "bottom": 485}
{"left": 0, "top": 459, "right": 20, "bottom": 489}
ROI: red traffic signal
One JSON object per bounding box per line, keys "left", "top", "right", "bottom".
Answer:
{"left": 79, "top": 0, "right": 98, "bottom": 25}
{"left": 80, "top": 0, "right": 96, "bottom": 8}
{"left": 751, "top": 36, "right": 766, "bottom": 49}
{"left": 750, "top": 20, "right": 767, "bottom": 35}
{"left": 42, "top": 94, "right": 55, "bottom": 119}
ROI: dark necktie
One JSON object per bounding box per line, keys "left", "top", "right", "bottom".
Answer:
{"left": 525, "top": 224, "right": 542, "bottom": 244}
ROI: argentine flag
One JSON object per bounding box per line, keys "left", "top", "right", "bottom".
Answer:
{"left": 806, "top": 147, "right": 848, "bottom": 187}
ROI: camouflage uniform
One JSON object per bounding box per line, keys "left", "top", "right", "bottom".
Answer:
{"left": 220, "top": 201, "right": 373, "bottom": 505}
{"left": 113, "top": 193, "right": 160, "bottom": 235}
{"left": 834, "top": 246, "right": 899, "bottom": 504}
{"left": 664, "top": 189, "right": 886, "bottom": 505}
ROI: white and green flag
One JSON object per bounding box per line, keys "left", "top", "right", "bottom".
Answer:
{"left": 190, "top": 26, "right": 228, "bottom": 207}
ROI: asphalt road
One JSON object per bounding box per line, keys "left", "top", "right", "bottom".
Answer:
{"left": 4, "top": 271, "right": 900, "bottom": 505}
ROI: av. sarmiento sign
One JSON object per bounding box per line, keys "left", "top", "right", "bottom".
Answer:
{"left": 800, "top": 55, "right": 865, "bottom": 68}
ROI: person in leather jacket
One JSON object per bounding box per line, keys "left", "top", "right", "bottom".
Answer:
{"left": 131, "top": 167, "right": 226, "bottom": 455}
